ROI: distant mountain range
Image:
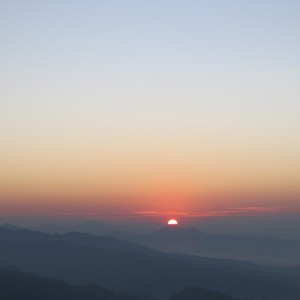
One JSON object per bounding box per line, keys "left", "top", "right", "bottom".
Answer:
{"left": 16, "top": 220, "right": 300, "bottom": 266}
{"left": 25, "top": 220, "right": 300, "bottom": 266}
{"left": 1, "top": 226, "right": 300, "bottom": 299}
{"left": 34, "top": 220, "right": 116, "bottom": 235}
{"left": 111, "top": 226, "right": 300, "bottom": 266}
{"left": 1, "top": 223, "right": 24, "bottom": 231}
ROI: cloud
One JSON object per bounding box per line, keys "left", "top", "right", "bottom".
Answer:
{"left": 135, "top": 206, "right": 300, "bottom": 218}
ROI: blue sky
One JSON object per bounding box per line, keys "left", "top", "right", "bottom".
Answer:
{"left": 0, "top": 0, "right": 300, "bottom": 217}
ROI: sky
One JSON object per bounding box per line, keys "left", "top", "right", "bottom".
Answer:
{"left": 1, "top": 0, "right": 300, "bottom": 222}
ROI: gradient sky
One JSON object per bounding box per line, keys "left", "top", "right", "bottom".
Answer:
{"left": 1, "top": 0, "right": 300, "bottom": 218}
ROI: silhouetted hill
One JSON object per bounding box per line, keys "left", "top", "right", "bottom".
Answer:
{"left": 0, "top": 227, "right": 155, "bottom": 254}
{"left": 35, "top": 220, "right": 116, "bottom": 235}
{"left": 60, "top": 231, "right": 157, "bottom": 254}
{"left": 0, "top": 223, "right": 24, "bottom": 231}
{"left": 1, "top": 227, "right": 300, "bottom": 299}
{"left": 0, "top": 268, "right": 154, "bottom": 300}
{"left": 169, "top": 286, "right": 242, "bottom": 300}
{"left": 111, "top": 226, "right": 300, "bottom": 266}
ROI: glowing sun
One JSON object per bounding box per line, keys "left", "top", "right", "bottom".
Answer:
{"left": 167, "top": 219, "right": 178, "bottom": 225}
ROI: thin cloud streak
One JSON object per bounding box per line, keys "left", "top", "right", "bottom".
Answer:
{"left": 56, "top": 206, "right": 300, "bottom": 219}
{"left": 136, "top": 207, "right": 300, "bottom": 218}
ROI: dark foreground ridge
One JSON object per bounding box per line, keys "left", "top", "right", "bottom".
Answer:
{"left": 0, "top": 269, "right": 154, "bottom": 300}
{"left": 169, "top": 286, "right": 242, "bottom": 300}
{"left": 0, "top": 269, "right": 251, "bottom": 300}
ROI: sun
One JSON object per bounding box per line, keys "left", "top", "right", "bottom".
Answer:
{"left": 167, "top": 219, "right": 178, "bottom": 225}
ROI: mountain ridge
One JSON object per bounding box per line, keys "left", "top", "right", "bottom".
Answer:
{"left": 0, "top": 227, "right": 300, "bottom": 299}
{"left": 111, "top": 226, "right": 300, "bottom": 266}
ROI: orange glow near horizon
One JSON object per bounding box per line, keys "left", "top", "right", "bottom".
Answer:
{"left": 1, "top": 1, "right": 300, "bottom": 221}
{"left": 1, "top": 123, "right": 300, "bottom": 218}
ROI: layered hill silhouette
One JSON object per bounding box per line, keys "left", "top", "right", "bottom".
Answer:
{"left": 18, "top": 221, "right": 300, "bottom": 266}
{"left": 0, "top": 269, "right": 251, "bottom": 300}
{"left": 1, "top": 227, "right": 300, "bottom": 299}
{"left": 169, "top": 286, "right": 242, "bottom": 300}
{"left": 0, "top": 268, "right": 155, "bottom": 300}
{"left": 34, "top": 220, "right": 115, "bottom": 235}
{"left": 111, "top": 226, "right": 300, "bottom": 266}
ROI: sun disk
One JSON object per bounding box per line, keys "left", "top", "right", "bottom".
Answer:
{"left": 167, "top": 219, "right": 178, "bottom": 225}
